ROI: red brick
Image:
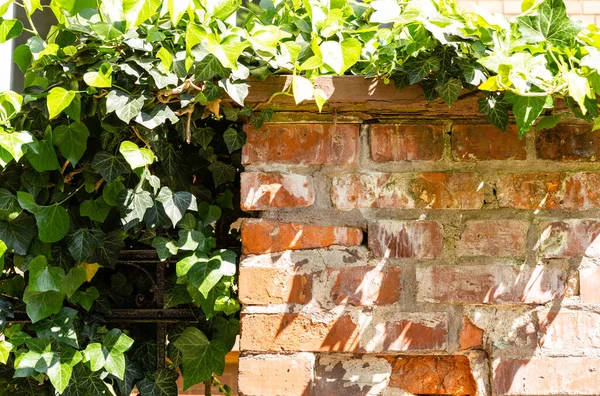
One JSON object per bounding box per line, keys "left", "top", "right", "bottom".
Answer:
{"left": 242, "top": 123, "right": 359, "bottom": 165}
{"left": 456, "top": 220, "right": 529, "bottom": 257}
{"left": 329, "top": 266, "right": 402, "bottom": 306}
{"left": 314, "top": 355, "right": 391, "bottom": 395}
{"left": 368, "top": 220, "right": 443, "bottom": 259}
{"left": 537, "top": 124, "right": 600, "bottom": 161}
{"left": 389, "top": 356, "right": 477, "bottom": 395}
{"left": 240, "top": 172, "right": 314, "bottom": 211}
{"left": 537, "top": 220, "right": 600, "bottom": 258}
{"left": 496, "top": 172, "right": 600, "bottom": 209}
{"left": 239, "top": 267, "right": 312, "bottom": 305}
{"left": 382, "top": 315, "right": 448, "bottom": 351}
{"left": 241, "top": 313, "right": 360, "bottom": 352}
{"left": 238, "top": 353, "right": 313, "bottom": 396}
{"left": 452, "top": 124, "right": 526, "bottom": 160}
{"left": 331, "top": 173, "right": 484, "bottom": 210}
{"left": 538, "top": 310, "right": 600, "bottom": 349}
{"left": 493, "top": 358, "right": 600, "bottom": 394}
{"left": 417, "top": 265, "right": 566, "bottom": 304}
{"left": 370, "top": 124, "right": 444, "bottom": 161}
{"left": 241, "top": 219, "right": 363, "bottom": 255}
{"left": 580, "top": 267, "right": 600, "bottom": 303}
{"left": 459, "top": 316, "right": 484, "bottom": 350}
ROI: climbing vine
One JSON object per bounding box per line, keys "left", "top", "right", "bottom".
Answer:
{"left": 0, "top": 0, "right": 598, "bottom": 394}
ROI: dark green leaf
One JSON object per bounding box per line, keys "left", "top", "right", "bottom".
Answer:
{"left": 66, "top": 229, "right": 105, "bottom": 263}
{"left": 223, "top": 127, "right": 246, "bottom": 153}
{"left": 53, "top": 123, "right": 89, "bottom": 166}
{"left": 22, "top": 290, "right": 64, "bottom": 323}
{"left": 136, "top": 368, "right": 179, "bottom": 396}
{"left": 208, "top": 161, "right": 236, "bottom": 187}
{"left": 0, "top": 213, "right": 35, "bottom": 254}
{"left": 32, "top": 307, "right": 79, "bottom": 348}
{"left": 91, "top": 151, "right": 130, "bottom": 184}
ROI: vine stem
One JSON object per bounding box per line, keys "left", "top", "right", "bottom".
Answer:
{"left": 57, "top": 184, "right": 85, "bottom": 205}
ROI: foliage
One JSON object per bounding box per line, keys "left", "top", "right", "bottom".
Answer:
{"left": 0, "top": 0, "right": 597, "bottom": 393}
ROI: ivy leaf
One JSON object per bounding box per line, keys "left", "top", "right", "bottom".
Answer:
{"left": 110, "top": 92, "right": 145, "bottom": 124}
{"left": 63, "top": 364, "right": 114, "bottom": 396}
{"left": 84, "top": 63, "right": 113, "bottom": 88}
{"left": 478, "top": 95, "right": 510, "bottom": 132}
{"left": 406, "top": 56, "right": 440, "bottom": 85}
{"left": 123, "top": 0, "right": 161, "bottom": 27}
{"left": 292, "top": 75, "right": 313, "bottom": 104}
{"left": 164, "top": 279, "right": 193, "bottom": 309}
{"left": 435, "top": 78, "right": 462, "bottom": 106}
{"left": 565, "top": 70, "right": 593, "bottom": 112}
{"left": 91, "top": 151, "right": 130, "bottom": 183}
{"left": 194, "top": 55, "right": 229, "bottom": 81}
{"left": 53, "top": 123, "right": 89, "bottom": 166}
{"left": 71, "top": 286, "right": 99, "bottom": 311}
{"left": 80, "top": 197, "right": 112, "bottom": 223}
{"left": 119, "top": 141, "right": 154, "bottom": 170}
{"left": 223, "top": 127, "right": 245, "bottom": 153}
{"left": 536, "top": 114, "right": 562, "bottom": 130}
{"left": 13, "top": 44, "right": 32, "bottom": 73}
{"left": 186, "top": 257, "right": 223, "bottom": 298}
{"left": 173, "top": 327, "right": 227, "bottom": 390}
{"left": 137, "top": 368, "right": 179, "bottom": 396}
{"left": 516, "top": 0, "right": 579, "bottom": 46}
{"left": 22, "top": 290, "right": 64, "bottom": 323}
{"left": 28, "top": 255, "right": 65, "bottom": 292}
{"left": 156, "top": 186, "right": 198, "bottom": 227}
{"left": 117, "top": 188, "right": 154, "bottom": 231}
{"left": 25, "top": 130, "right": 60, "bottom": 172}
{"left": 103, "top": 179, "right": 125, "bottom": 207}
{"left": 210, "top": 317, "right": 239, "bottom": 351}
{"left": 208, "top": 161, "right": 235, "bottom": 187}
{"left": 17, "top": 193, "right": 70, "bottom": 243}
{"left": 91, "top": 230, "right": 125, "bottom": 268}
{"left": 210, "top": 249, "right": 236, "bottom": 276}
{"left": 0, "top": 340, "right": 12, "bottom": 364}
{"left": 135, "top": 104, "right": 179, "bottom": 129}
{"left": 47, "top": 347, "right": 82, "bottom": 393}
{"left": 113, "top": 360, "right": 144, "bottom": 396}
{"left": 218, "top": 79, "right": 249, "bottom": 106}
{"left": 0, "top": 18, "right": 23, "bottom": 44}
{"left": 0, "top": 128, "right": 33, "bottom": 163}
{"left": 177, "top": 229, "right": 206, "bottom": 251}
{"left": 0, "top": 213, "right": 35, "bottom": 254}
{"left": 214, "top": 295, "right": 240, "bottom": 315}
{"left": 47, "top": 87, "right": 76, "bottom": 119}
{"left": 510, "top": 95, "right": 547, "bottom": 137}
{"left": 152, "top": 237, "right": 179, "bottom": 261}
{"left": 103, "top": 328, "right": 134, "bottom": 379}
{"left": 32, "top": 307, "right": 79, "bottom": 348}
{"left": 60, "top": 267, "right": 87, "bottom": 298}
{"left": 66, "top": 228, "right": 105, "bottom": 263}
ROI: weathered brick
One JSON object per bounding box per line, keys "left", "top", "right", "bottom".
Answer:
{"left": 370, "top": 124, "right": 444, "bottom": 161}
{"left": 389, "top": 356, "right": 477, "bottom": 395}
{"left": 240, "top": 172, "right": 315, "bottom": 211}
{"left": 368, "top": 220, "right": 443, "bottom": 259}
{"left": 239, "top": 267, "right": 312, "bottom": 305}
{"left": 238, "top": 353, "right": 314, "bottom": 396}
{"left": 493, "top": 358, "right": 600, "bottom": 395}
{"left": 242, "top": 123, "right": 359, "bottom": 165}
{"left": 241, "top": 313, "right": 360, "bottom": 352}
{"left": 580, "top": 266, "right": 600, "bottom": 303}
{"left": 539, "top": 310, "right": 600, "bottom": 349}
{"left": 496, "top": 172, "right": 600, "bottom": 209}
{"left": 382, "top": 314, "right": 448, "bottom": 351}
{"left": 459, "top": 316, "right": 484, "bottom": 350}
{"left": 314, "top": 355, "right": 391, "bottom": 395}
{"left": 452, "top": 124, "right": 526, "bottom": 160}
{"left": 329, "top": 266, "right": 402, "bottom": 306}
{"left": 241, "top": 219, "right": 363, "bottom": 255}
{"left": 537, "top": 124, "right": 600, "bottom": 161}
{"left": 331, "top": 172, "right": 484, "bottom": 210}
{"left": 417, "top": 265, "right": 566, "bottom": 304}
{"left": 456, "top": 220, "right": 529, "bottom": 258}
{"left": 537, "top": 220, "right": 600, "bottom": 258}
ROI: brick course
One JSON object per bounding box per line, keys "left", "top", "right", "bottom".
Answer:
{"left": 238, "top": 80, "right": 598, "bottom": 395}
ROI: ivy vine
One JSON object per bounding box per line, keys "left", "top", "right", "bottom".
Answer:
{"left": 0, "top": 0, "right": 597, "bottom": 394}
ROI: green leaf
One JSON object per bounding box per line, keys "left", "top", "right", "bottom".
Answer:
{"left": 0, "top": 340, "right": 12, "bottom": 364}
{"left": 137, "top": 368, "right": 179, "bottom": 396}
{"left": 53, "top": 123, "right": 89, "bottom": 166}
{"left": 157, "top": 47, "right": 173, "bottom": 72}
{"left": 223, "top": 127, "right": 245, "bottom": 153}
{"left": 203, "top": 0, "right": 240, "bottom": 20}
{"left": 25, "top": 130, "right": 60, "bottom": 172}
{"left": 80, "top": 197, "right": 112, "bottom": 223}
{"left": 63, "top": 364, "right": 114, "bottom": 396}
{"left": 107, "top": 91, "right": 146, "bottom": 124}
{"left": 214, "top": 295, "right": 240, "bottom": 315}
{"left": 156, "top": 186, "right": 198, "bottom": 227}
{"left": 47, "top": 87, "right": 76, "bottom": 119}
{"left": 117, "top": 188, "right": 153, "bottom": 230}
{"left": 0, "top": 90, "right": 22, "bottom": 121}
{"left": 320, "top": 39, "right": 361, "bottom": 75}
{"left": 83, "top": 63, "right": 113, "bottom": 88}
{"left": 114, "top": 360, "right": 144, "bottom": 396}
{"left": 208, "top": 161, "right": 235, "bottom": 187}
{"left": 186, "top": 258, "right": 223, "bottom": 298}
{"left": 152, "top": 237, "right": 178, "bottom": 261}
{"left": 478, "top": 95, "right": 510, "bottom": 132}
{"left": 22, "top": 290, "right": 64, "bottom": 323}
{"left": 47, "top": 347, "right": 81, "bottom": 393}
{"left": 218, "top": 79, "right": 248, "bottom": 106}
{"left": 210, "top": 249, "right": 236, "bottom": 276}
{"left": 511, "top": 95, "right": 547, "bottom": 137}
{"left": 61, "top": 267, "right": 87, "bottom": 298}
{"left": 103, "top": 179, "right": 125, "bottom": 207}
{"left": 0, "top": 0, "right": 14, "bottom": 17}
{"left": 13, "top": 44, "right": 32, "bottom": 73}
{"left": 103, "top": 328, "right": 134, "bottom": 379}
{"left": 406, "top": 56, "right": 440, "bottom": 85}
{"left": 435, "top": 78, "right": 462, "bottom": 106}
{"left": 135, "top": 104, "right": 179, "bottom": 129}
{"left": 28, "top": 255, "right": 65, "bottom": 292}
{"left": 566, "top": 70, "right": 593, "bottom": 113}
{"left": 0, "top": 18, "right": 22, "bottom": 43}
{"left": 123, "top": 0, "right": 161, "bottom": 27}
{"left": 23, "top": 0, "right": 42, "bottom": 16}
{"left": 536, "top": 114, "right": 562, "bottom": 130}
{"left": 66, "top": 228, "right": 105, "bottom": 263}
{"left": 177, "top": 229, "right": 206, "bottom": 251}
{"left": 516, "top": 0, "right": 578, "bottom": 46}
{"left": 32, "top": 307, "right": 79, "bottom": 348}
{"left": 92, "top": 151, "right": 130, "bottom": 183}
{"left": 0, "top": 213, "right": 35, "bottom": 254}
{"left": 173, "top": 327, "right": 227, "bottom": 390}
{"left": 210, "top": 317, "right": 239, "bottom": 351}
{"left": 0, "top": 128, "right": 33, "bottom": 163}
{"left": 292, "top": 75, "right": 313, "bottom": 104}
{"left": 17, "top": 192, "right": 70, "bottom": 243}
{"left": 0, "top": 240, "right": 5, "bottom": 272}
{"left": 71, "top": 286, "right": 99, "bottom": 311}
{"left": 194, "top": 55, "right": 228, "bottom": 81}
{"left": 119, "top": 141, "right": 154, "bottom": 170}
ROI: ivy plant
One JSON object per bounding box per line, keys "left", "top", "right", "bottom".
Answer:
{"left": 0, "top": 0, "right": 598, "bottom": 394}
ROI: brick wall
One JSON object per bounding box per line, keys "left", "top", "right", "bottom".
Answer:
{"left": 235, "top": 77, "right": 600, "bottom": 395}
{"left": 457, "top": 0, "right": 600, "bottom": 24}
